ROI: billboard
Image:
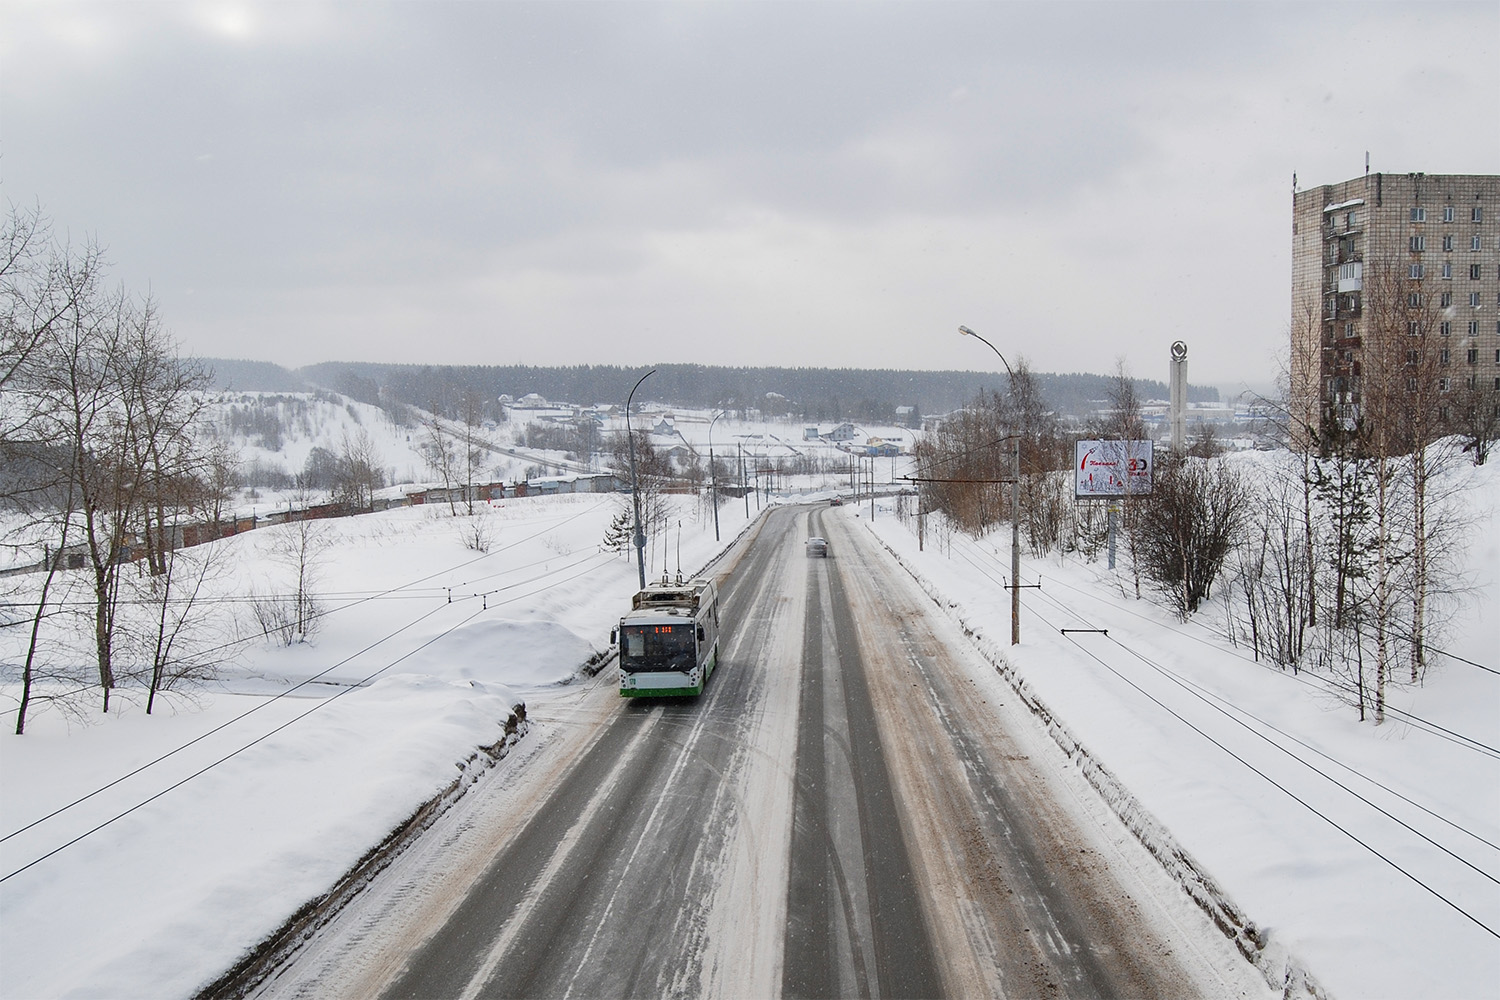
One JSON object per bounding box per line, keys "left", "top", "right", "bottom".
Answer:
{"left": 1075, "top": 440, "right": 1153, "bottom": 498}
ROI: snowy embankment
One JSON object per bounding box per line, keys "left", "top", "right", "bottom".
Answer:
{"left": 858, "top": 459, "right": 1500, "bottom": 1000}
{"left": 0, "top": 491, "right": 761, "bottom": 998}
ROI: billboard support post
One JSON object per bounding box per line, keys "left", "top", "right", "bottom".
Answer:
{"left": 1107, "top": 501, "right": 1119, "bottom": 570}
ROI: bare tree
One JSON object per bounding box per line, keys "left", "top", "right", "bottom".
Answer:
{"left": 5, "top": 208, "right": 231, "bottom": 720}
{"left": 1130, "top": 456, "right": 1249, "bottom": 620}
{"left": 422, "top": 413, "right": 461, "bottom": 516}
{"left": 458, "top": 389, "right": 487, "bottom": 515}
{"left": 137, "top": 537, "right": 230, "bottom": 714}
{"left": 266, "top": 504, "right": 332, "bottom": 643}
{"left": 333, "top": 428, "right": 383, "bottom": 513}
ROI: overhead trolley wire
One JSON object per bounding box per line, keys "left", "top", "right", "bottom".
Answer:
{"left": 1021, "top": 582, "right": 1500, "bottom": 870}
{"left": 0, "top": 598, "right": 455, "bottom": 848}
{"left": 0, "top": 593, "right": 493, "bottom": 884}
{"left": 1029, "top": 564, "right": 1500, "bottom": 757}
{"left": 5, "top": 498, "right": 612, "bottom": 684}
{"left": 1014, "top": 593, "right": 1499, "bottom": 939}
{"left": 0, "top": 542, "right": 614, "bottom": 884}
{"left": 0, "top": 499, "right": 613, "bottom": 856}
{"left": 950, "top": 534, "right": 1497, "bottom": 759}
{"left": 925, "top": 528, "right": 1500, "bottom": 922}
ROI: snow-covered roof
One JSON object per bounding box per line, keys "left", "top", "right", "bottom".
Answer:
{"left": 1323, "top": 198, "right": 1366, "bottom": 213}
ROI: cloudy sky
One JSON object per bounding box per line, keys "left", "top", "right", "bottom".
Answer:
{"left": 3, "top": 2, "right": 1496, "bottom": 388}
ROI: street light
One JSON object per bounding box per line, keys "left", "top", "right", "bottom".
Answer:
{"left": 708, "top": 410, "right": 723, "bottom": 542}
{"left": 958, "top": 325, "right": 1014, "bottom": 379}
{"left": 959, "top": 325, "right": 1022, "bottom": 645}
{"left": 626, "top": 369, "right": 655, "bottom": 590}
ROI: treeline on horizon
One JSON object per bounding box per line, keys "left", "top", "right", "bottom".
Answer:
{"left": 201, "top": 359, "right": 1220, "bottom": 425}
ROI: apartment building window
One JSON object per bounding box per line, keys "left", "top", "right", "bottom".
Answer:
{"left": 1411, "top": 207, "right": 1426, "bottom": 222}
{"left": 1472, "top": 264, "right": 1483, "bottom": 280}
{"left": 1472, "top": 292, "right": 1483, "bottom": 307}
{"left": 1410, "top": 235, "right": 1426, "bottom": 252}
{"left": 1441, "top": 290, "right": 1453, "bottom": 307}
{"left": 1410, "top": 263, "right": 1425, "bottom": 279}
{"left": 1347, "top": 211, "right": 1358, "bottom": 228}
{"left": 1469, "top": 320, "right": 1480, "bottom": 336}
{"left": 1443, "top": 205, "right": 1456, "bottom": 223}
{"left": 1473, "top": 236, "right": 1483, "bottom": 252}
{"left": 1440, "top": 350, "right": 1451, "bottom": 366}
{"left": 1468, "top": 349, "right": 1479, "bottom": 365}
{"left": 1443, "top": 234, "right": 1455, "bottom": 251}
{"left": 1439, "top": 376, "right": 1452, "bottom": 390}
{"left": 1442, "top": 262, "right": 1453, "bottom": 279}
{"left": 1345, "top": 322, "right": 1356, "bottom": 337}
{"left": 1408, "top": 292, "right": 1423, "bottom": 307}
{"left": 1405, "top": 349, "right": 1419, "bottom": 365}
{"left": 1466, "top": 375, "right": 1477, "bottom": 390}
{"left": 1474, "top": 206, "right": 1485, "bottom": 223}
{"left": 1440, "top": 321, "right": 1451, "bottom": 336}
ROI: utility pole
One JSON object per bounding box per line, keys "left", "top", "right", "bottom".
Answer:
{"left": 626, "top": 369, "right": 654, "bottom": 590}
{"left": 708, "top": 410, "right": 722, "bottom": 542}
{"left": 1011, "top": 436, "right": 1020, "bottom": 645}
{"left": 960, "top": 325, "right": 1022, "bottom": 645}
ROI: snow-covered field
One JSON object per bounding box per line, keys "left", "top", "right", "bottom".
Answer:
{"left": 2, "top": 425, "right": 1496, "bottom": 997}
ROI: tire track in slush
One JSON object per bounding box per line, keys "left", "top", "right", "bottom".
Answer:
{"left": 783, "top": 509, "right": 943, "bottom": 999}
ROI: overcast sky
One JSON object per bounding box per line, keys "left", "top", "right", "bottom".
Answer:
{"left": 3, "top": 2, "right": 1496, "bottom": 389}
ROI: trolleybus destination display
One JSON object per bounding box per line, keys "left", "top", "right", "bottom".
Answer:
{"left": 1074, "top": 439, "right": 1153, "bottom": 498}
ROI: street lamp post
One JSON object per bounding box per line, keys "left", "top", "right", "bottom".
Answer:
{"left": 959, "top": 325, "right": 1022, "bottom": 645}
{"left": 708, "top": 410, "right": 723, "bottom": 542}
{"left": 626, "top": 369, "right": 655, "bottom": 590}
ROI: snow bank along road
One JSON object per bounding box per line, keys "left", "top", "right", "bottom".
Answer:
{"left": 246, "top": 505, "right": 1270, "bottom": 999}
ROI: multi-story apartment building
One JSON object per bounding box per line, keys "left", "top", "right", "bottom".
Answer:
{"left": 1291, "top": 172, "right": 1499, "bottom": 448}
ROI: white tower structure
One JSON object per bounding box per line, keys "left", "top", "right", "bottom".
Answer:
{"left": 1169, "top": 340, "right": 1188, "bottom": 452}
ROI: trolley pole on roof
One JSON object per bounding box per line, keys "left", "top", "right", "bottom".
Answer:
{"left": 626, "top": 368, "right": 655, "bottom": 590}
{"left": 959, "top": 325, "right": 1022, "bottom": 645}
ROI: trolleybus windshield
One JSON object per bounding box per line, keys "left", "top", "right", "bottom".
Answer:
{"left": 620, "top": 623, "right": 696, "bottom": 673}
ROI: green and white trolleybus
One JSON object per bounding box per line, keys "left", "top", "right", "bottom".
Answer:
{"left": 613, "top": 577, "right": 720, "bottom": 697}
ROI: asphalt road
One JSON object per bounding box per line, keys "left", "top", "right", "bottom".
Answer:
{"left": 257, "top": 505, "right": 1267, "bottom": 1000}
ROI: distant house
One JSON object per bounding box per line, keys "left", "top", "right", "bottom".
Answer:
{"left": 827, "top": 422, "right": 859, "bottom": 442}
{"left": 804, "top": 426, "right": 820, "bottom": 440}
{"left": 651, "top": 417, "right": 679, "bottom": 437}
{"left": 516, "top": 393, "right": 548, "bottom": 409}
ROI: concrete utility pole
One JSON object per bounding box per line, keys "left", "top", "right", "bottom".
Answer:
{"left": 959, "top": 325, "right": 1022, "bottom": 645}
{"left": 626, "top": 369, "right": 655, "bottom": 590}
{"left": 708, "top": 410, "right": 723, "bottom": 542}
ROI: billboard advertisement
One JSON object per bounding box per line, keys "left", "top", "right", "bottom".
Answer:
{"left": 1075, "top": 439, "right": 1153, "bottom": 498}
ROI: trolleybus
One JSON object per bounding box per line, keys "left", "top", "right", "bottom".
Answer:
{"left": 612, "top": 576, "right": 720, "bottom": 697}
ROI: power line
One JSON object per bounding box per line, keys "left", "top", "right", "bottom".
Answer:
{"left": 0, "top": 543, "right": 616, "bottom": 883}
{"left": 1018, "top": 596, "right": 1499, "bottom": 940}
{"left": 930, "top": 530, "right": 1500, "bottom": 901}
{"left": 1024, "top": 583, "right": 1500, "bottom": 868}
{"left": 1, "top": 501, "right": 613, "bottom": 853}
